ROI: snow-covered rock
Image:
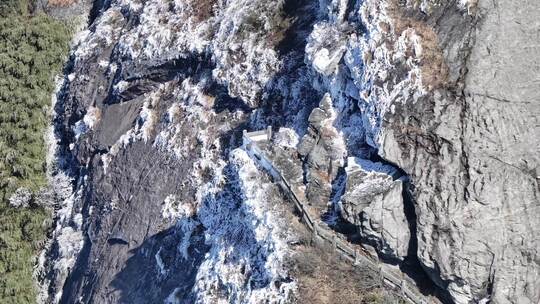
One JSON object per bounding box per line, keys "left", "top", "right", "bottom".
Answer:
{"left": 186, "top": 149, "right": 296, "bottom": 304}
{"left": 339, "top": 157, "right": 409, "bottom": 260}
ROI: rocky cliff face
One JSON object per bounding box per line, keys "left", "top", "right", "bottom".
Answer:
{"left": 340, "top": 157, "right": 409, "bottom": 261}
{"left": 41, "top": 0, "right": 539, "bottom": 303}
{"left": 361, "top": 0, "right": 540, "bottom": 303}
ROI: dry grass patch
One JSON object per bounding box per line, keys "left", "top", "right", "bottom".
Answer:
{"left": 189, "top": 0, "right": 217, "bottom": 23}
{"left": 48, "top": 0, "right": 76, "bottom": 7}
{"left": 389, "top": 0, "right": 449, "bottom": 91}
{"left": 287, "top": 243, "right": 404, "bottom": 304}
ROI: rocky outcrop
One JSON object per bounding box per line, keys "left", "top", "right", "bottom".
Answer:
{"left": 362, "top": 0, "right": 540, "bottom": 303}
{"left": 304, "top": 0, "right": 539, "bottom": 302}
{"left": 41, "top": 0, "right": 323, "bottom": 303}
{"left": 298, "top": 94, "right": 347, "bottom": 209}
{"left": 339, "top": 158, "right": 409, "bottom": 261}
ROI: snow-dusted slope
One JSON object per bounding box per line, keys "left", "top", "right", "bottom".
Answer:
{"left": 186, "top": 149, "right": 296, "bottom": 303}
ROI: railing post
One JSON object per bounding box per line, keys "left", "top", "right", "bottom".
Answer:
{"left": 241, "top": 128, "right": 429, "bottom": 304}
{"left": 311, "top": 224, "right": 318, "bottom": 246}
{"left": 266, "top": 125, "right": 272, "bottom": 140}
{"left": 401, "top": 276, "right": 406, "bottom": 298}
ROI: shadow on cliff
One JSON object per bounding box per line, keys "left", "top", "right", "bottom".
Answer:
{"left": 195, "top": 162, "right": 291, "bottom": 295}
{"left": 109, "top": 223, "right": 209, "bottom": 304}
{"left": 103, "top": 51, "right": 251, "bottom": 115}
{"left": 111, "top": 161, "right": 287, "bottom": 303}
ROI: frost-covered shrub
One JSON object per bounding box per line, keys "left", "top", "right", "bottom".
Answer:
{"left": 274, "top": 128, "right": 299, "bottom": 149}
{"left": 189, "top": 149, "right": 296, "bottom": 303}
{"left": 8, "top": 188, "right": 32, "bottom": 208}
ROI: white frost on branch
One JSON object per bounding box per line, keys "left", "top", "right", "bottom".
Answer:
{"left": 344, "top": 0, "right": 427, "bottom": 148}
{"left": 72, "top": 8, "right": 124, "bottom": 64}
{"left": 154, "top": 78, "right": 216, "bottom": 160}
{"left": 305, "top": 22, "right": 346, "bottom": 76}
{"left": 161, "top": 194, "right": 199, "bottom": 260}
{"left": 169, "top": 149, "right": 296, "bottom": 303}
{"left": 39, "top": 103, "right": 85, "bottom": 303}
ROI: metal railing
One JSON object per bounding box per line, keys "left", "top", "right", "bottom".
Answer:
{"left": 242, "top": 130, "right": 437, "bottom": 304}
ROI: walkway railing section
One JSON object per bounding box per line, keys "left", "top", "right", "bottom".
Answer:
{"left": 242, "top": 129, "right": 437, "bottom": 304}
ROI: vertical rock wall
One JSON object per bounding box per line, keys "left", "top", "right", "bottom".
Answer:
{"left": 306, "top": 0, "right": 540, "bottom": 303}
{"left": 366, "top": 0, "right": 540, "bottom": 303}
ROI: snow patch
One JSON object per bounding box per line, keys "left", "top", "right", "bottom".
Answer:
{"left": 273, "top": 128, "right": 299, "bottom": 149}
{"left": 36, "top": 74, "right": 86, "bottom": 304}
{"left": 338, "top": 0, "right": 430, "bottom": 148}
{"left": 154, "top": 79, "right": 216, "bottom": 160}
{"left": 161, "top": 195, "right": 196, "bottom": 221}
{"left": 457, "top": 0, "right": 478, "bottom": 14}
{"left": 155, "top": 247, "right": 167, "bottom": 275}
{"left": 72, "top": 9, "right": 124, "bottom": 63}
{"left": 347, "top": 157, "right": 400, "bottom": 179}
{"left": 139, "top": 101, "right": 156, "bottom": 143}
{"left": 117, "top": 0, "right": 212, "bottom": 62}
{"left": 113, "top": 80, "right": 129, "bottom": 95}
{"left": 306, "top": 23, "right": 346, "bottom": 77}
{"left": 72, "top": 106, "right": 102, "bottom": 140}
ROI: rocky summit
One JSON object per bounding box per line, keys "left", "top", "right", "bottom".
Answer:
{"left": 0, "top": 0, "right": 538, "bottom": 303}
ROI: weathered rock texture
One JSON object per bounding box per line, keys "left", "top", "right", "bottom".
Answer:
{"left": 339, "top": 158, "right": 410, "bottom": 261}
{"left": 302, "top": 0, "right": 540, "bottom": 302}
{"left": 370, "top": 0, "right": 540, "bottom": 303}
{"left": 298, "top": 94, "right": 347, "bottom": 209}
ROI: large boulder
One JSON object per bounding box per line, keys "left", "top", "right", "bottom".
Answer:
{"left": 340, "top": 157, "right": 410, "bottom": 261}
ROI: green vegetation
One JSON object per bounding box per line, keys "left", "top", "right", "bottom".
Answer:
{"left": 0, "top": 0, "right": 31, "bottom": 16}
{"left": 0, "top": 3, "right": 71, "bottom": 302}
